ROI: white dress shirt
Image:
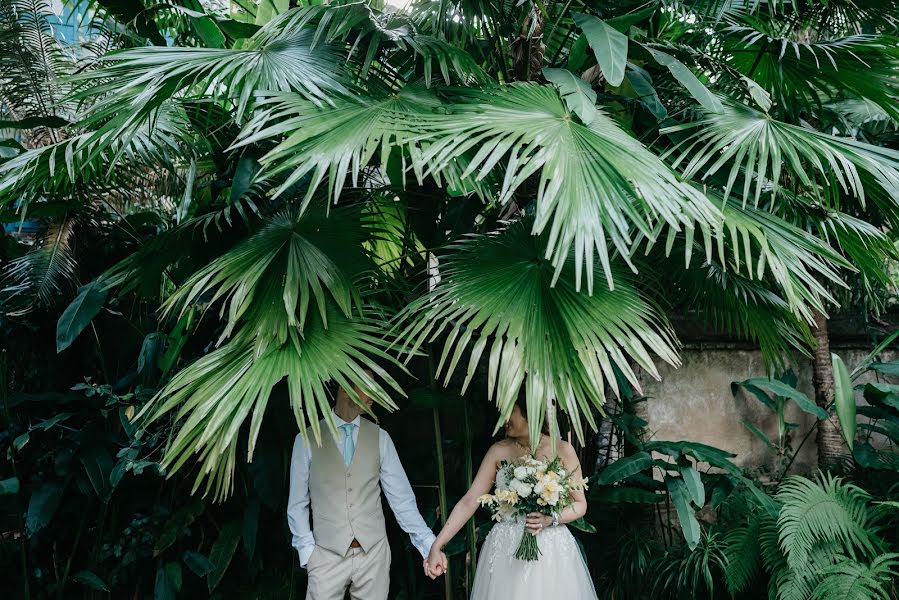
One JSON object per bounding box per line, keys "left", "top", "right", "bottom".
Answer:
{"left": 287, "top": 411, "right": 437, "bottom": 567}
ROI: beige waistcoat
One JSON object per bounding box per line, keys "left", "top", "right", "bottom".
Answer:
{"left": 307, "top": 418, "right": 387, "bottom": 555}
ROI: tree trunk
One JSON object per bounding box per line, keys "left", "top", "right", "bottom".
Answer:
{"left": 510, "top": 13, "right": 545, "bottom": 82}
{"left": 811, "top": 309, "right": 848, "bottom": 472}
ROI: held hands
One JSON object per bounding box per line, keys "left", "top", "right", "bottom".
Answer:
{"left": 525, "top": 512, "right": 554, "bottom": 534}
{"left": 423, "top": 547, "right": 448, "bottom": 579}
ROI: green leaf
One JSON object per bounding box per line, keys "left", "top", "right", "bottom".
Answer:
{"left": 0, "top": 477, "right": 20, "bottom": 495}
{"left": 590, "top": 486, "right": 663, "bottom": 504}
{"left": 154, "top": 562, "right": 182, "bottom": 600}
{"left": 242, "top": 496, "right": 260, "bottom": 559}
{"left": 645, "top": 47, "right": 722, "bottom": 113}
{"left": 677, "top": 464, "right": 706, "bottom": 507}
{"left": 138, "top": 333, "right": 165, "bottom": 378}
{"left": 566, "top": 34, "right": 590, "bottom": 73}
{"left": 230, "top": 155, "right": 260, "bottom": 203}
{"left": 73, "top": 570, "right": 109, "bottom": 592}
{"left": 853, "top": 441, "right": 899, "bottom": 471}
{"left": 182, "top": 551, "right": 216, "bottom": 577}
{"left": 0, "top": 116, "right": 70, "bottom": 129}
{"left": 862, "top": 383, "right": 899, "bottom": 411}
{"left": 573, "top": 13, "right": 628, "bottom": 87}
{"left": 625, "top": 65, "right": 667, "bottom": 120}
{"left": 207, "top": 522, "right": 242, "bottom": 591}
{"left": 33, "top": 412, "right": 75, "bottom": 430}
{"left": 542, "top": 68, "right": 597, "bottom": 125}
{"left": 79, "top": 446, "right": 114, "bottom": 500}
{"left": 594, "top": 452, "right": 655, "bottom": 485}
{"left": 13, "top": 432, "right": 29, "bottom": 451}
{"left": 26, "top": 480, "right": 64, "bottom": 536}
{"left": 868, "top": 361, "right": 899, "bottom": 377}
{"left": 396, "top": 219, "right": 682, "bottom": 444}
{"left": 741, "top": 419, "right": 776, "bottom": 452}
{"left": 56, "top": 279, "right": 109, "bottom": 352}
{"left": 832, "top": 354, "right": 856, "bottom": 447}
{"left": 155, "top": 499, "right": 205, "bottom": 555}
{"left": 568, "top": 517, "right": 597, "bottom": 533}
{"left": 606, "top": 4, "right": 657, "bottom": 33}
{"left": 662, "top": 101, "right": 899, "bottom": 207}
{"left": 737, "top": 377, "right": 827, "bottom": 420}
{"left": 666, "top": 476, "right": 701, "bottom": 550}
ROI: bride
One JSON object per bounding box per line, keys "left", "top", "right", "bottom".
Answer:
{"left": 424, "top": 394, "right": 598, "bottom": 599}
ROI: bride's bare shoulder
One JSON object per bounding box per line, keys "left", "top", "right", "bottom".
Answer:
{"left": 486, "top": 439, "right": 517, "bottom": 460}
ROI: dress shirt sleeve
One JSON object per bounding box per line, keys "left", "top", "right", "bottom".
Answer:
{"left": 379, "top": 429, "right": 437, "bottom": 559}
{"left": 287, "top": 433, "right": 316, "bottom": 567}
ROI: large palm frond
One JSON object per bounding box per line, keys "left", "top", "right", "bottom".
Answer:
{"left": 160, "top": 205, "right": 373, "bottom": 350}
{"left": 234, "top": 83, "right": 490, "bottom": 208}
{"left": 137, "top": 204, "right": 406, "bottom": 499}
{"left": 722, "top": 27, "right": 899, "bottom": 119}
{"left": 662, "top": 101, "right": 899, "bottom": 208}
{"left": 67, "top": 8, "right": 353, "bottom": 166}
{"left": 0, "top": 101, "right": 194, "bottom": 205}
{"left": 657, "top": 260, "right": 815, "bottom": 367}
{"left": 245, "top": 82, "right": 720, "bottom": 292}
{"left": 640, "top": 195, "right": 851, "bottom": 323}
{"left": 422, "top": 84, "right": 720, "bottom": 291}
{"left": 143, "top": 304, "right": 406, "bottom": 501}
{"left": 394, "top": 218, "right": 681, "bottom": 443}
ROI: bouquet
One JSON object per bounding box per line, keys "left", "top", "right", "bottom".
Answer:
{"left": 478, "top": 455, "right": 587, "bottom": 561}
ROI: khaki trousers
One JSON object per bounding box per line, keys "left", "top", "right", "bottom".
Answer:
{"left": 305, "top": 538, "right": 391, "bottom": 600}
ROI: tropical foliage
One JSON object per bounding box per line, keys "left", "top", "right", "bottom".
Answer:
{"left": 3, "top": 0, "right": 899, "bottom": 597}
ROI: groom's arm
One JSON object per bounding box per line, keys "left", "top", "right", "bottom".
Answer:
{"left": 379, "top": 430, "right": 437, "bottom": 559}
{"left": 287, "top": 434, "right": 316, "bottom": 567}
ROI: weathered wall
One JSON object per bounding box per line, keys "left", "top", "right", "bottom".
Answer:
{"left": 635, "top": 343, "right": 894, "bottom": 477}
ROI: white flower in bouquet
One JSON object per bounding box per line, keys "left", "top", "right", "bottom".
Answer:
{"left": 509, "top": 479, "right": 533, "bottom": 498}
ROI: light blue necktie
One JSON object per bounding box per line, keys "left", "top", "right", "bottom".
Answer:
{"left": 340, "top": 423, "right": 356, "bottom": 466}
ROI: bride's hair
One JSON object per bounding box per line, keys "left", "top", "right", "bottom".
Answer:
{"left": 513, "top": 389, "right": 551, "bottom": 436}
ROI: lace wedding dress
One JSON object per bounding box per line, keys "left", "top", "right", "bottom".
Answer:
{"left": 470, "top": 512, "right": 598, "bottom": 598}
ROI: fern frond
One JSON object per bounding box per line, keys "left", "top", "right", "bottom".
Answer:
{"left": 0, "top": 217, "right": 77, "bottom": 314}
{"left": 777, "top": 474, "right": 882, "bottom": 572}
{"left": 810, "top": 553, "right": 899, "bottom": 600}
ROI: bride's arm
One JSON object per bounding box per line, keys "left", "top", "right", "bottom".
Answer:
{"left": 426, "top": 444, "right": 503, "bottom": 573}
{"left": 555, "top": 440, "right": 588, "bottom": 524}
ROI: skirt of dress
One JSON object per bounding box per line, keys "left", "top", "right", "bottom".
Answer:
{"left": 470, "top": 519, "right": 598, "bottom": 600}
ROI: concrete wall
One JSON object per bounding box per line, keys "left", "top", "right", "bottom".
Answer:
{"left": 635, "top": 344, "right": 895, "bottom": 477}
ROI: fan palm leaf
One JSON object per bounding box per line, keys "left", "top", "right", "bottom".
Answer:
{"left": 142, "top": 304, "right": 407, "bottom": 501}
{"left": 421, "top": 84, "right": 721, "bottom": 292}
{"left": 160, "top": 205, "right": 373, "bottom": 351}
{"left": 662, "top": 101, "right": 899, "bottom": 208}
{"left": 0, "top": 101, "right": 194, "bottom": 205}
{"left": 394, "top": 218, "right": 681, "bottom": 444}
{"left": 245, "top": 82, "right": 721, "bottom": 292}
{"left": 640, "top": 195, "right": 851, "bottom": 323}
{"left": 233, "top": 83, "right": 489, "bottom": 209}
{"left": 67, "top": 10, "right": 353, "bottom": 165}
{"left": 722, "top": 27, "right": 899, "bottom": 119}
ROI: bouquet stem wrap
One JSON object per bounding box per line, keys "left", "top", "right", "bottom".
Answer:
{"left": 515, "top": 530, "right": 541, "bottom": 561}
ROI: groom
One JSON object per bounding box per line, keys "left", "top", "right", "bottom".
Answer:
{"left": 287, "top": 372, "right": 438, "bottom": 599}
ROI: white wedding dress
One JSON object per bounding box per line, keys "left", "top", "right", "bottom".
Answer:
{"left": 470, "top": 464, "right": 598, "bottom": 600}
